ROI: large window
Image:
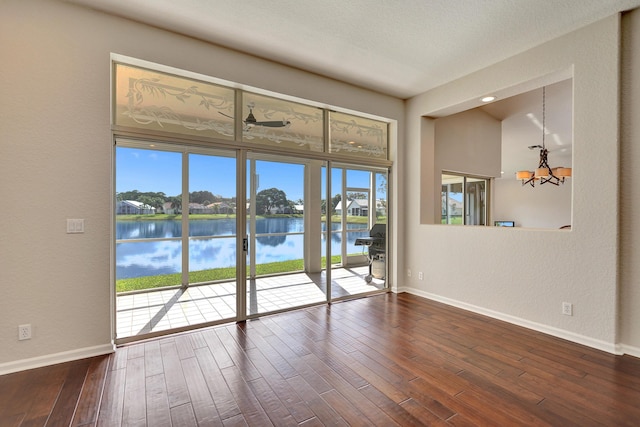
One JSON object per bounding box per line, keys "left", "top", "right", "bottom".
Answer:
{"left": 112, "top": 58, "right": 392, "bottom": 342}
{"left": 430, "top": 79, "right": 572, "bottom": 228}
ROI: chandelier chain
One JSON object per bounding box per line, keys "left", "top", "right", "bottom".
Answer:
{"left": 516, "top": 85, "right": 570, "bottom": 187}
{"left": 542, "top": 87, "right": 546, "bottom": 149}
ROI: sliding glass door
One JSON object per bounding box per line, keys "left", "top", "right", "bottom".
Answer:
{"left": 324, "top": 164, "right": 388, "bottom": 298}
{"left": 187, "top": 152, "right": 238, "bottom": 318}
{"left": 115, "top": 147, "right": 183, "bottom": 292}
{"left": 115, "top": 141, "right": 389, "bottom": 341}
{"left": 246, "top": 155, "right": 327, "bottom": 316}
{"left": 115, "top": 141, "right": 237, "bottom": 340}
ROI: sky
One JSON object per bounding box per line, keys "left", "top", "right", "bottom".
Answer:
{"left": 116, "top": 147, "right": 385, "bottom": 201}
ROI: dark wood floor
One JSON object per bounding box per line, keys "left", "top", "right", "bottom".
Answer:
{"left": 2, "top": 293, "right": 640, "bottom": 426}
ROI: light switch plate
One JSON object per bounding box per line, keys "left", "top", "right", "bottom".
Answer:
{"left": 67, "top": 219, "right": 85, "bottom": 233}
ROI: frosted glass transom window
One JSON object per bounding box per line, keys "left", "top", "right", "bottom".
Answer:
{"left": 113, "top": 63, "right": 235, "bottom": 140}
{"left": 329, "top": 112, "right": 388, "bottom": 159}
{"left": 112, "top": 61, "right": 390, "bottom": 162}
{"left": 241, "top": 92, "right": 323, "bottom": 152}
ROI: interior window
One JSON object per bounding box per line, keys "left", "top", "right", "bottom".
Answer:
{"left": 427, "top": 79, "right": 572, "bottom": 229}
{"left": 441, "top": 173, "right": 488, "bottom": 225}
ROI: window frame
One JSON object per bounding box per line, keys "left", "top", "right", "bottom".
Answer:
{"left": 441, "top": 172, "right": 490, "bottom": 226}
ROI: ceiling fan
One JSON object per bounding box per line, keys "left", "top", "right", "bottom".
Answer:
{"left": 219, "top": 102, "right": 291, "bottom": 129}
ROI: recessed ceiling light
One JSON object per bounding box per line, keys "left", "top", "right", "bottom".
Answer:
{"left": 481, "top": 96, "right": 496, "bottom": 103}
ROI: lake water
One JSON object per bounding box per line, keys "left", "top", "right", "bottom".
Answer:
{"left": 116, "top": 218, "right": 373, "bottom": 279}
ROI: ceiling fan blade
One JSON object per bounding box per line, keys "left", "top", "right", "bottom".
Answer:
{"left": 221, "top": 104, "right": 291, "bottom": 129}
{"left": 255, "top": 120, "right": 290, "bottom": 128}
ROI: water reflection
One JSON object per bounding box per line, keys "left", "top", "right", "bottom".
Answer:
{"left": 116, "top": 240, "right": 183, "bottom": 277}
{"left": 116, "top": 218, "right": 371, "bottom": 279}
{"left": 116, "top": 218, "right": 364, "bottom": 240}
{"left": 117, "top": 220, "right": 183, "bottom": 239}
{"left": 256, "top": 234, "right": 287, "bottom": 247}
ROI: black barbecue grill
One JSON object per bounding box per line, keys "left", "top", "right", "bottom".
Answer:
{"left": 355, "top": 223, "right": 386, "bottom": 282}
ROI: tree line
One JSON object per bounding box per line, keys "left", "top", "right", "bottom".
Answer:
{"left": 116, "top": 190, "right": 232, "bottom": 213}
{"left": 116, "top": 188, "right": 364, "bottom": 215}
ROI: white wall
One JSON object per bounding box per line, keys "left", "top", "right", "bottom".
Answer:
{"left": 493, "top": 178, "right": 571, "bottom": 229}
{"left": 405, "top": 15, "right": 622, "bottom": 353}
{"left": 0, "top": 0, "right": 403, "bottom": 372}
{"left": 435, "top": 109, "right": 502, "bottom": 177}
{"left": 432, "top": 108, "right": 501, "bottom": 222}
{"left": 2, "top": 0, "right": 638, "bottom": 373}
{"left": 493, "top": 94, "right": 573, "bottom": 229}
{"left": 620, "top": 8, "right": 640, "bottom": 355}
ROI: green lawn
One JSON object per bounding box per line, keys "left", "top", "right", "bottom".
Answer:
{"left": 442, "top": 216, "right": 463, "bottom": 224}
{"left": 116, "top": 255, "right": 345, "bottom": 293}
{"left": 115, "top": 213, "right": 385, "bottom": 293}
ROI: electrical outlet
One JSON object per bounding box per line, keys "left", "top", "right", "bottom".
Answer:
{"left": 562, "top": 302, "right": 573, "bottom": 316}
{"left": 407, "top": 269, "right": 412, "bottom": 277}
{"left": 18, "top": 324, "right": 31, "bottom": 340}
{"left": 418, "top": 272, "right": 424, "bottom": 280}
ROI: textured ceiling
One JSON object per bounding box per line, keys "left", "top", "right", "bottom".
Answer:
{"left": 65, "top": 0, "right": 639, "bottom": 176}
{"left": 68, "top": 0, "right": 640, "bottom": 99}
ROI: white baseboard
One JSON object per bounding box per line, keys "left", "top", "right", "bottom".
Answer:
{"left": 0, "top": 343, "right": 115, "bottom": 376}
{"left": 401, "top": 287, "right": 625, "bottom": 356}
{"left": 619, "top": 344, "right": 640, "bottom": 358}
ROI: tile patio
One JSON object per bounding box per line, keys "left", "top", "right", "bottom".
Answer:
{"left": 116, "top": 266, "right": 384, "bottom": 339}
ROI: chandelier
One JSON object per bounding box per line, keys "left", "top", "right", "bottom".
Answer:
{"left": 516, "top": 87, "right": 571, "bottom": 187}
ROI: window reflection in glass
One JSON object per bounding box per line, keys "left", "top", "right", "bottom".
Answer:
{"left": 442, "top": 173, "right": 487, "bottom": 225}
